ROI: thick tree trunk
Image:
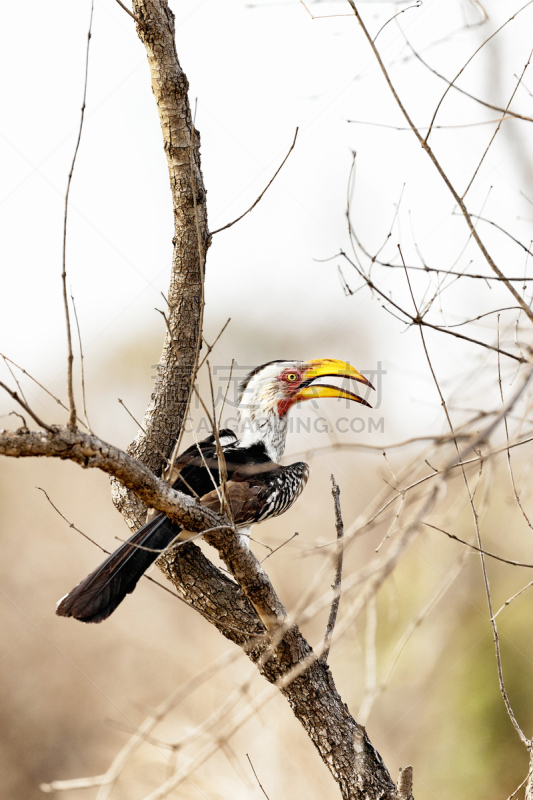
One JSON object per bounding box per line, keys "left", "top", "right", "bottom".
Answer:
{"left": 161, "top": 545, "right": 396, "bottom": 800}
{"left": 112, "top": 0, "right": 209, "bottom": 530}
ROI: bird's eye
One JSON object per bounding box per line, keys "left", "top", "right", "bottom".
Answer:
{"left": 281, "top": 368, "right": 302, "bottom": 385}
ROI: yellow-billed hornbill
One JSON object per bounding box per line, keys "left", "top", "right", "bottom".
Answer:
{"left": 56, "top": 359, "right": 373, "bottom": 623}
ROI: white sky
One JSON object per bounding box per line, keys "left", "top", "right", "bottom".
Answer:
{"left": 1, "top": 0, "right": 532, "bottom": 443}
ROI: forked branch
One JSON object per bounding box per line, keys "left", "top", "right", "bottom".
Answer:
{"left": 346, "top": 0, "right": 533, "bottom": 325}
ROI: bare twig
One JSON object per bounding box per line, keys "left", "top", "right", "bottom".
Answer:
{"left": 41, "top": 774, "right": 109, "bottom": 793}
{"left": 114, "top": 0, "right": 137, "bottom": 20}
{"left": 320, "top": 476, "right": 344, "bottom": 665}
{"left": 423, "top": 522, "right": 533, "bottom": 568}
{"left": 396, "top": 766, "right": 414, "bottom": 800}
{"left": 358, "top": 595, "right": 377, "bottom": 724}
{"left": 429, "top": 307, "right": 522, "bottom": 330}
{"left": 0, "top": 353, "right": 89, "bottom": 426}
{"left": 402, "top": 248, "right": 531, "bottom": 746}
{"left": 301, "top": 1, "right": 353, "bottom": 19}
{"left": 467, "top": 212, "right": 533, "bottom": 268}
{"left": 347, "top": 116, "right": 514, "bottom": 131}
{"left": 526, "top": 746, "right": 533, "bottom": 800}
{"left": 497, "top": 321, "right": 533, "bottom": 530}
{"left": 346, "top": 0, "right": 533, "bottom": 325}
{"left": 211, "top": 128, "right": 299, "bottom": 235}
{"left": 118, "top": 398, "right": 173, "bottom": 471}
{"left": 6, "top": 411, "right": 28, "bottom": 429}
{"left": 462, "top": 48, "right": 533, "bottom": 198}
{"left": 340, "top": 251, "right": 525, "bottom": 363}
{"left": 246, "top": 754, "right": 271, "bottom": 800}
{"left": 2, "top": 357, "right": 28, "bottom": 406}
{"left": 401, "top": 23, "right": 533, "bottom": 126}
{"left": 260, "top": 532, "right": 299, "bottom": 564}
{"left": 113, "top": 532, "right": 184, "bottom": 554}
{"left": 70, "top": 291, "right": 92, "bottom": 433}
{"left": 62, "top": 1, "right": 94, "bottom": 429}
{"left": 375, "top": 554, "right": 466, "bottom": 708}
{"left": 207, "top": 359, "right": 231, "bottom": 519}
{"left": 198, "top": 318, "right": 231, "bottom": 370}
{"left": 372, "top": 1, "right": 421, "bottom": 43}
{"left": 424, "top": 2, "right": 533, "bottom": 140}
{"left": 399, "top": 242, "right": 530, "bottom": 743}
{"left": 0, "top": 382, "right": 52, "bottom": 432}
{"left": 42, "top": 648, "right": 243, "bottom": 797}
{"left": 494, "top": 580, "right": 533, "bottom": 618}
{"left": 335, "top": 243, "right": 533, "bottom": 281}
{"left": 38, "top": 486, "right": 107, "bottom": 553}
{"left": 218, "top": 358, "right": 235, "bottom": 430}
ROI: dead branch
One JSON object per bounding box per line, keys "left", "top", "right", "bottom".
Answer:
{"left": 423, "top": 522, "right": 533, "bottom": 568}
{"left": 424, "top": 3, "right": 533, "bottom": 141}
{"left": 340, "top": 251, "right": 525, "bottom": 363}
{"left": 320, "top": 475, "right": 344, "bottom": 665}
{"left": 400, "top": 247, "right": 531, "bottom": 747}
{"left": 346, "top": 0, "right": 533, "bottom": 325}
{"left": 40, "top": 648, "right": 242, "bottom": 796}
{"left": 62, "top": 1, "right": 94, "bottom": 430}
{"left": 246, "top": 754, "right": 271, "bottom": 800}
{"left": 112, "top": 0, "right": 211, "bottom": 531}
{"left": 402, "top": 26, "right": 533, "bottom": 125}
{"left": 114, "top": 0, "right": 137, "bottom": 21}
{"left": 70, "top": 291, "right": 92, "bottom": 433}
{"left": 462, "top": 48, "right": 533, "bottom": 198}
{"left": 211, "top": 127, "right": 299, "bottom": 235}
{"left": 0, "top": 382, "right": 53, "bottom": 432}
{"left": 396, "top": 766, "right": 414, "bottom": 800}
{"left": 0, "top": 353, "right": 88, "bottom": 427}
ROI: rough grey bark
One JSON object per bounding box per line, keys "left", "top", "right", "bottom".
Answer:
{"left": 396, "top": 767, "right": 414, "bottom": 800}
{"left": 526, "top": 748, "right": 533, "bottom": 800}
{"left": 111, "top": 0, "right": 209, "bottom": 530}
{"left": 172, "top": 544, "right": 395, "bottom": 800}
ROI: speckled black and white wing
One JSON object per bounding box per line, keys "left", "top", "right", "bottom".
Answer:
{"left": 56, "top": 436, "right": 308, "bottom": 623}
{"left": 200, "top": 460, "right": 310, "bottom": 527}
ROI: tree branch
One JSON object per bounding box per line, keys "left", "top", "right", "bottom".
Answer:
{"left": 112, "top": 0, "right": 210, "bottom": 530}
{"left": 320, "top": 475, "right": 344, "bottom": 665}
{"left": 211, "top": 127, "right": 299, "bottom": 235}
{"left": 62, "top": 0, "right": 94, "bottom": 430}
{"left": 346, "top": 0, "right": 533, "bottom": 326}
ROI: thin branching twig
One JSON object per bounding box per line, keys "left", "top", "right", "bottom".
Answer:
{"left": 320, "top": 476, "right": 344, "bottom": 665}
{"left": 246, "top": 754, "right": 271, "bottom": 800}
{"left": 211, "top": 128, "right": 299, "bottom": 235}
{"left": 62, "top": 1, "right": 94, "bottom": 429}
{"left": 70, "top": 291, "right": 92, "bottom": 432}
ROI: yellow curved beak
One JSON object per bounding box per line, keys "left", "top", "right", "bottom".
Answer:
{"left": 294, "top": 358, "right": 374, "bottom": 408}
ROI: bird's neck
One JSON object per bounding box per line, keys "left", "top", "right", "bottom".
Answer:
{"left": 237, "top": 406, "right": 288, "bottom": 462}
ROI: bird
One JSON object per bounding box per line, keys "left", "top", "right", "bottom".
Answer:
{"left": 56, "top": 358, "right": 373, "bottom": 623}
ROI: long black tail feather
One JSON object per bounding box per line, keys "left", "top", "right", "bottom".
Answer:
{"left": 56, "top": 515, "right": 180, "bottom": 623}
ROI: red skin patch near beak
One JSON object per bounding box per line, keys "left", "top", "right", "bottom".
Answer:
{"left": 277, "top": 399, "right": 293, "bottom": 417}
